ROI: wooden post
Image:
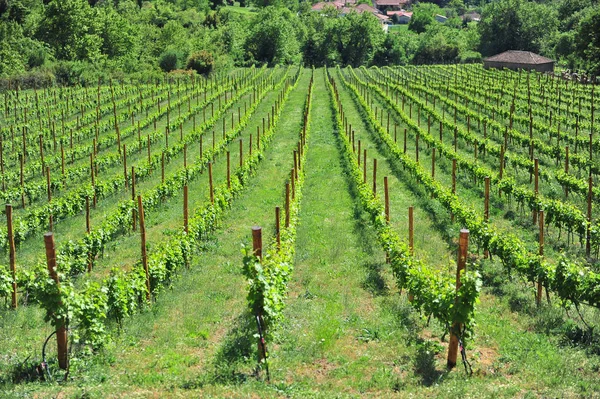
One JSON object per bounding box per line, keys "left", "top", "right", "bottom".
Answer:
{"left": 537, "top": 210, "right": 544, "bottom": 306}
{"left": 564, "top": 146, "right": 569, "bottom": 198}
{"left": 372, "top": 159, "right": 377, "bottom": 196}
{"left": 408, "top": 206, "right": 414, "bottom": 254}
{"left": 147, "top": 135, "right": 151, "bottom": 164}
{"left": 587, "top": 176, "right": 593, "bottom": 257}
{"left": 209, "top": 162, "right": 214, "bottom": 204}
{"left": 6, "top": 204, "right": 16, "bottom": 308}
{"left": 484, "top": 177, "right": 490, "bottom": 258}
{"left": 275, "top": 206, "right": 281, "bottom": 249}
{"left": 252, "top": 226, "right": 262, "bottom": 259}
{"left": 285, "top": 182, "right": 291, "bottom": 228}
{"left": 384, "top": 177, "right": 390, "bottom": 223}
{"left": 358, "top": 140, "right": 361, "bottom": 166}
{"left": 123, "top": 144, "right": 128, "bottom": 188}
{"left": 431, "top": 148, "right": 436, "bottom": 179}
{"left": 138, "top": 196, "right": 150, "bottom": 301}
{"left": 132, "top": 166, "right": 136, "bottom": 231}
{"left": 86, "top": 196, "right": 91, "bottom": 272}
{"left": 533, "top": 159, "right": 539, "bottom": 224}
{"left": 20, "top": 154, "right": 25, "bottom": 209}
{"left": 44, "top": 233, "right": 68, "bottom": 370}
{"left": 403, "top": 128, "right": 407, "bottom": 154}
{"left": 363, "top": 149, "right": 367, "bottom": 184}
{"left": 184, "top": 143, "right": 187, "bottom": 168}
{"left": 416, "top": 133, "right": 420, "bottom": 163}
{"left": 227, "top": 151, "right": 231, "bottom": 189}
{"left": 447, "top": 229, "right": 469, "bottom": 369}
{"left": 39, "top": 135, "right": 45, "bottom": 175}
{"left": 47, "top": 166, "right": 53, "bottom": 231}
{"left": 291, "top": 169, "right": 295, "bottom": 199}
{"left": 184, "top": 185, "right": 189, "bottom": 234}
{"left": 161, "top": 152, "right": 165, "bottom": 183}
{"left": 239, "top": 139, "right": 243, "bottom": 168}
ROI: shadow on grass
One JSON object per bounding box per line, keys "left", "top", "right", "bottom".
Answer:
{"left": 181, "top": 312, "right": 257, "bottom": 389}
{"left": 413, "top": 338, "right": 447, "bottom": 387}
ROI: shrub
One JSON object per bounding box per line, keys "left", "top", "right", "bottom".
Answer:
{"left": 186, "top": 51, "right": 214, "bottom": 75}
{"left": 159, "top": 49, "right": 183, "bottom": 72}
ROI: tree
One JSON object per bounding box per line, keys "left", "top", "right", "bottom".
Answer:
{"left": 478, "top": 0, "right": 557, "bottom": 56}
{"left": 335, "top": 12, "right": 384, "bottom": 67}
{"left": 408, "top": 4, "right": 439, "bottom": 34}
{"left": 36, "top": 0, "right": 102, "bottom": 61}
{"left": 244, "top": 7, "right": 301, "bottom": 65}
{"left": 187, "top": 50, "right": 214, "bottom": 74}
{"left": 575, "top": 7, "right": 600, "bottom": 75}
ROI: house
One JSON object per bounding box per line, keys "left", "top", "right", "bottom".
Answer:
{"left": 355, "top": 3, "right": 381, "bottom": 14}
{"left": 311, "top": 0, "right": 350, "bottom": 11}
{"left": 434, "top": 14, "right": 447, "bottom": 23}
{"left": 483, "top": 50, "right": 555, "bottom": 72}
{"left": 387, "top": 10, "right": 412, "bottom": 23}
{"left": 372, "top": 0, "right": 408, "bottom": 12}
{"left": 461, "top": 11, "right": 481, "bottom": 22}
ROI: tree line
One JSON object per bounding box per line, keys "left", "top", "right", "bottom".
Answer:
{"left": 0, "top": 0, "right": 598, "bottom": 86}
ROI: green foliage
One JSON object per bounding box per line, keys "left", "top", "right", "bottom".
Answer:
{"left": 244, "top": 6, "right": 301, "bottom": 65}
{"left": 575, "top": 7, "right": 600, "bottom": 75}
{"left": 159, "top": 48, "right": 185, "bottom": 72}
{"left": 332, "top": 67, "right": 481, "bottom": 340}
{"left": 408, "top": 9, "right": 434, "bottom": 34}
{"left": 478, "top": 0, "right": 557, "bottom": 56}
{"left": 36, "top": 0, "right": 102, "bottom": 61}
{"left": 242, "top": 71, "right": 311, "bottom": 334}
{"left": 186, "top": 50, "right": 215, "bottom": 75}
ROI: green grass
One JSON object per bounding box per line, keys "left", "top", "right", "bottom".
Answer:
{"left": 2, "top": 68, "right": 600, "bottom": 398}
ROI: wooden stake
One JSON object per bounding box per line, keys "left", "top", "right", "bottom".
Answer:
{"left": 47, "top": 166, "right": 53, "bottom": 231}
{"left": 6, "top": 205, "right": 16, "bottom": 308}
{"left": 137, "top": 195, "right": 150, "bottom": 302}
{"left": 184, "top": 185, "right": 189, "bottom": 234}
{"left": 285, "top": 182, "right": 291, "bottom": 228}
{"left": 44, "top": 233, "right": 68, "bottom": 370}
{"left": 484, "top": 177, "right": 490, "bottom": 258}
{"left": 252, "top": 226, "right": 262, "bottom": 259}
{"left": 533, "top": 158, "right": 539, "bottom": 224}
{"left": 363, "top": 149, "right": 367, "bottom": 183}
{"left": 537, "top": 210, "right": 544, "bottom": 306}
{"left": 223, "top": 150, "right": 229, "bottom": 189}
{"left": 161, "top": 152, "right": 165, "bottom": 183}
{"left": 123, "top": 144, "right": 128, "bottom": 188}
{"left": 431, "top": 148, "right": 436, "bottom": 179}
{"left": 209, "top": 162, "right": 214, "bottom": 203}
{"left": 447, "top": 229, "right": 469, "bottom": 369}
{"left": 86, "top": 196, "right": 91, "bottom": 272}
{"left": 275, "top": 206, "right": 281, "bottom": 249}
{"left": 587, "top": 176, "right": 593, "bottom": 257}
{"left": 372, "top": 159, "right": 377, "bottom": 196}
{"left": 408, "top": 206, "right": 414, "bottom": 254}
{"left": 132, "top": 166, "right": 136, "bottom": 231}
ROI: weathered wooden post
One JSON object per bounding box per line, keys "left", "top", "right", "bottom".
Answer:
{"left": 447, "top": 229, "right": 469, "bottom": 369}
{"left": 6, "top": 204, "right": 16, "bottom": 308}
{"left": 44, "top": 232, "right": 68, "bottom": 370}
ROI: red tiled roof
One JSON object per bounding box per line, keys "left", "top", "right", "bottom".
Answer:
{"left": 356, "top": 3, "right": 380, "bottom": 13}
{"left": 374, "top": 0, "right": 407, "bottom": 6}
{"left": 387, "top": 10, "right": 412, "bottom": 16}
{"left": 484, "top": 50, "right": 554, "bottom": 65}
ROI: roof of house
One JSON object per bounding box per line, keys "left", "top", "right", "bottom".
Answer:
{"left": 373, "top": 0, "right": 406, "bottom": 6}
{"left": 461, "top": 11, "right": 481, "bottom": 21}
{"left": 387, "top": 10, "right": 412, "bottom": 16}
{"left": 484, "top": 50, "right": 554, "bottom": 65}
{"left": 355, "top": 3, "right": 380, "bottom": 13}
{"left": 434, "top": 14, "right": 447, "bottom": 20}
